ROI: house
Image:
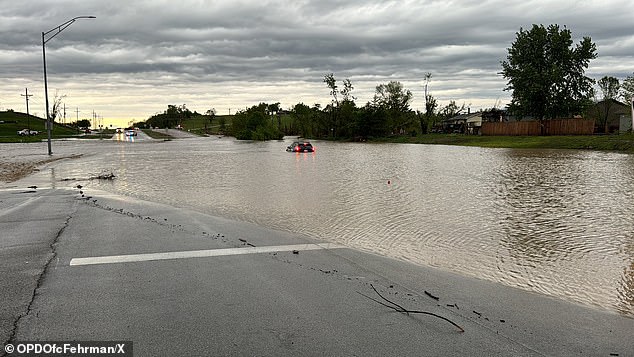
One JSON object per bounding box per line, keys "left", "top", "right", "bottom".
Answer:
{"left": 441, "top": 109, "right": 483, "bottom": 134}
{"left": 587, "top": 99, "right": 631, "bottom": 133}
{"left": 619, "top": 98, "right": 634, "bottom": 133}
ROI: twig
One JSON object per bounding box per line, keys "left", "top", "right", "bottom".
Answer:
{"left": 359, "top": 284, "right": 465, "bottom": 333}
{"left": 425, "top": 290, "right": 440, "bottom": 301}
{"left": 371, "top": 284, "right": 409, "bottom": 315}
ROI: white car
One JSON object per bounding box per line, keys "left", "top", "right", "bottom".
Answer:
{"left": 17, "top": 129, "right": 38, "bottom": 136}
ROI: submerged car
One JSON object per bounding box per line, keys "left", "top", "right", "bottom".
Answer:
{"left": 286, "top": 141, "right": 315, "bottom": 152}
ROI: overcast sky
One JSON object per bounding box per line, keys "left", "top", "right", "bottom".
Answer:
{"left": 1, "top": 0, "right": 633, "bottom": 127}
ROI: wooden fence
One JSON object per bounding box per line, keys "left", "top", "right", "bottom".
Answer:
{"left": 481, "top": 119, "right": 595, "bottom": 136}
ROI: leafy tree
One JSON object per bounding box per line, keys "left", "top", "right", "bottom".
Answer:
{"left": 218, "top": 116, "right": 227, "bottom": 133}
{"left": 341, "top": 79, "right": 355, "bottom": 102}
{"left": 145, "top": 104, "right": 193, "bottom": 128}
{"left": 231, "top": 103, "right": 282, "bottom": 140}
{"left": 324, "top": 73, "right": 339, "bottom": 107}
{"left": 323, "top": 73, "right": 356, "bottom": 137}
{"left": 205, "top": 108, "right": 216, "bottom": 133}
{"left": 596, "top": 76, "right": 621, "bottom": 133}
{"left": 622, "top": 73, "right": 634, "bottom": 103}
{"left": 501, "top": 24, "right": 597, "bottom": 125}
{"left": 372, "top": 81, "right": 413, "bottom": 134}
{"left": 356, "top": 103, "right": 389, "bottom": 138}
{"left": 292, "top": 103, "right": 312, "bottom": 137}
{"left": 439, "top": 100, "right": 465, "bottom": 119}
{"left": 72, "top": 119, "right": 91, "bottom": 128}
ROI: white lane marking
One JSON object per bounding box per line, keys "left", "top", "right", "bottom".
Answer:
{"left": 69, "top": 243, "right": 345, "bottom": 266}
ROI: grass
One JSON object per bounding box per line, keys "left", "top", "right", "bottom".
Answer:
{"left": 0, "top": 111, "right": 86, "bottom": 143}
{"left": 371, "top": 133, "right": 634, "bottom": 152}
{"left": 172, "top": 114, "right": 234, "bottom": 135}
{"left": 141, "top": 129, "right": 173, "bottom": 140}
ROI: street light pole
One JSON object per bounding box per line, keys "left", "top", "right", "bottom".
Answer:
{"left": 42, "top": 16, "right": 96, "bottom": 155}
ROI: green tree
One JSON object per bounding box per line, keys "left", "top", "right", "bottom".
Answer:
{"left": 231, "top": 103, "right": 282, "bottom": 140}
{"left": 501, "top": 24, "right": 597, "bottom": 126}
{"left": 372, "top": 81, "right": 413, "bottom": 134}
{"left": 72, "top": 119, "right": 91, "bottom": 128}
{"left": 218, "top": 116, "right": 227, "bottom": 133}
{"left": 439, "top": 100, "right": 465, "bottom": 119}
{"left": 356, "top": 103, "right": 389, "bottom": 138}
{"left": 622, "top": 73, "right": 634, "bottom": 103}
{"left": 323, "top": 73, "right": 356, "bottom": 137}
{"left": 596, "top": 76, "right": 621, "bottom": 133}
{"left": 205, "top": 108, "right": 216, "bottom": 133}
{"left": 292, "top": 103, "right": 312, "bottom": 137}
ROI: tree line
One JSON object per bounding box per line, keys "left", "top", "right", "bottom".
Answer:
{"left": 228, "top": 73, "right": 471, "bottom": 140}
{"left": 141, "top": 23, "right": 634, "bottom": 139}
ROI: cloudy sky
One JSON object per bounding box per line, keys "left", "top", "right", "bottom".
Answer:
{"left": 1, "top": 0, "right": 633, "bottom": 127}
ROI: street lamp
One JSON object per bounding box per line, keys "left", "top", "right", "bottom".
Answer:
{"left": 42, "top": 16, "right": 95, "bottom": 155}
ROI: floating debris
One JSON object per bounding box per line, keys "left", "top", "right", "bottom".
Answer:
{"left": 89, "top": 171, "right": 116, "bottom": 180}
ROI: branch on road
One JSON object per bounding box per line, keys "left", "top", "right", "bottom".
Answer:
{"left": 358, "top": 284, "right": 465, "bottom": 333}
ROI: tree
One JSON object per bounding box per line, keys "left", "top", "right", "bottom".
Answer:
{"left": 421, "top": 73, "right": 437, "bottom": 134}
{"left": 72, "top": 119, "right": 91, "bottom": 128}
{"left": 341, "top": 79, "right": 355, "bottom": 102}
{"left": 205, "top": 108, "right": 216, "bottom": 133}
{"left": 230, "top": 103, "right": 282, "bottom": 140}
{"left": 622, "top": 73, "right": 634, "bottom": 103}
{"left": 50, "top": 91, "right": 66, "bottom": 122}
{"left": 324, "top": 73, "right": 339, "bottom": 107}
{"left": 372, "top": 81, "right": 413, "bottom": 134}
{"left": 145, "top": 104, "right": 193, "bottom": 128}
{"left": 596, "top": 76, "right": 620, "bottom": 133}
{"left": 501, "top": 24, "right": 597, "bottom": 125}
{"left": 323, "top": 73, "right": 356, "bottom": 137}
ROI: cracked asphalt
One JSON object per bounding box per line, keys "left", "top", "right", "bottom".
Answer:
{"left": 1, "top": 186, "right": 633, "bottom": 356}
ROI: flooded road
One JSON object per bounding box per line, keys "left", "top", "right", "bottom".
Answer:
{"left": 4, "top": 137, "right": 634, "bottom": 316}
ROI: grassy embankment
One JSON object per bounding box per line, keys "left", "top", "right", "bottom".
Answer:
{"left": 373, "top": 133, "right": 634, "bottom": 152}
{"left": 0, "top": 111, "right": 80, "bottom": 143}
{"left": 174, "top": 114, "right": 234, "bottom": 135}
{"left": 141, "top": 129, "right": 173, "bottom": 140}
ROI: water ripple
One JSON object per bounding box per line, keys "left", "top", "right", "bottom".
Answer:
{"left": 31, "top": 138, "right": 634, "bottom": 316}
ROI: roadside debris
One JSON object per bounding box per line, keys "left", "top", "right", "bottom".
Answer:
{"left": 424, "top": 290, "right": 440, "bottom": 301}
{"left": 89, "top": 170, "right": 116, "bottom": 180}
{"left": 359, "top": 284, "right": 464, "bottom": 333}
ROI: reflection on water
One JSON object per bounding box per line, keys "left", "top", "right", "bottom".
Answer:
{"left": 18, "top": 137, "right": 634, "bottom": 316}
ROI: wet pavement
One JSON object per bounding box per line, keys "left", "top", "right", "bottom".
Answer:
{"left": 1, "top": 184, "right": 632, "bottom": 356}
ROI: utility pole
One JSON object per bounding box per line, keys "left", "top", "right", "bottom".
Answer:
{"left": 21, "top": 88, "right": 33, "bottom": 130}
{"left": 63, "top": 102, "right": 66, "bottom": 124}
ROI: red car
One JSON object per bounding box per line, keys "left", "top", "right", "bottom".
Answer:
{"left": 286, "top": 141, "right": 315, "bottom": 152}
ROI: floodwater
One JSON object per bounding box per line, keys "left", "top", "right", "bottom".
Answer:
{"left": 4, "top": 137, "right": 634, "bottom": 316}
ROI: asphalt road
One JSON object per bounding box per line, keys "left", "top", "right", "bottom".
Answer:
{"left": 1, "top": 185, "right": 633, "bottom": 356}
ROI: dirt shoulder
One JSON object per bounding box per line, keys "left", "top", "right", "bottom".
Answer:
{"left": 0, "top": 155, "right": 81, "bottom": 183}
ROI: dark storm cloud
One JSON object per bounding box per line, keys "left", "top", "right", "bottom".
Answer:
{"left": 1, "top": 0, "right": 633, "bottom": 119}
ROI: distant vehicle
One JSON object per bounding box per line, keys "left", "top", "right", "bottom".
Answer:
{"left": 17, "top": 129, "right": 38, "bottom": 136}
{"left": 286, "top": 141, "right": 315, "bottom": 152}
{"left": 115, "top": 128, "right": 123, "bottom": 134}
{"left": 125, "top": 129, "right": 137, "bottom": 136}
